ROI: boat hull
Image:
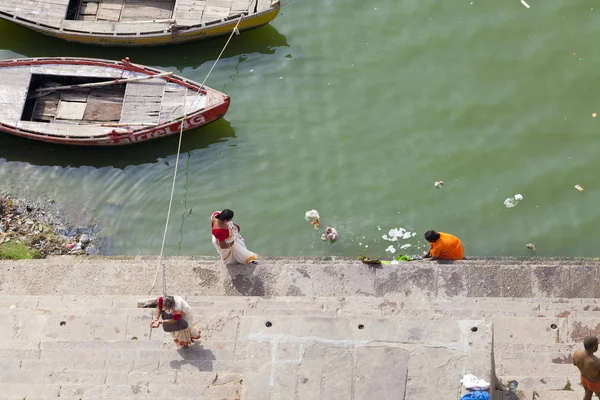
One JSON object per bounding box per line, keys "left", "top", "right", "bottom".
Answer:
{"left": 0, "top": 3, "right": 279, "bottom": 47}
{"left": 0, "top": 57, "right": 231, "bottom": 146}
{"left": 0, "top": 99, "right": 230, "bottom": 146}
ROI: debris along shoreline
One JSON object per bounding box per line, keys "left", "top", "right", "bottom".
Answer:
{"left": 0, "top": 193, "right": 99, "bottom": 259}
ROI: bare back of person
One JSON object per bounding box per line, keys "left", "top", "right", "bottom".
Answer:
{"left": 574, "top": 350, "right": 600, "bottom": 382}
{"left": 574, "top": 339, "right": 600, "bottom": 400}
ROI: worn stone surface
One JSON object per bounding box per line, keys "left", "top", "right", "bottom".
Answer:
{"left": 1, "top": 256, "right": 599, "bottom": 399}
{"left": 3, "top": 256, "right": 600, "bottom": 298}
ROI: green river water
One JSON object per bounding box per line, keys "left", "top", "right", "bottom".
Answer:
{"left": 1, "top": 1, "right": 599, "bottom": 257}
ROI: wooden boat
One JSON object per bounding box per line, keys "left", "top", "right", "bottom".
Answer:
{"left": 0, "top": 57, "right": 231, "bottom": 146}
{"left": 0, "top": 0, "right": 279, "bottom": 46}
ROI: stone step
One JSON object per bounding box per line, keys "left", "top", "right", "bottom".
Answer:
{"left": 497, "top": 374, "right": 580, "bottom": 391}
{"left": 0, "top": 308, "right": 491, "bottom": 400}
{"left": 0, "top": 383, "right": 241, "bottom": 399}
{"left": 504, "top": 389, "right": 581, "bottom": 400}
{"left": 4, "top": 256, "right": 600, "bottom": 298}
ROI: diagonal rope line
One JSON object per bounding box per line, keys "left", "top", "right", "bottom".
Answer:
{"left": 147, "top": 7, "right": 250, "bottom": 297}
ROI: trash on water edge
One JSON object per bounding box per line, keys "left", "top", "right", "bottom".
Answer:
{"left": 434, "top": 180, "right": 444, "bottom": 188}
{"left": 520, "top": 0, "right": 530, "bottom": 8}
{"left": 575, "top": 185, "right": 584, "bottom": 192}
{"left": 504, "top": 198, "right": 517, "bottom": 208}
{"left": 504, "top": 194, "right": 523, "bottom": 208}
{"left": 385, "top": 245, "right": 396, "bottom": 254}
{"left": 526, "top": 243, "right": 535, "bottom": 250}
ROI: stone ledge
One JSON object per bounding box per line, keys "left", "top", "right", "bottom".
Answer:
{"left": 2, "top": 256, "right": 600, "bottom": 297}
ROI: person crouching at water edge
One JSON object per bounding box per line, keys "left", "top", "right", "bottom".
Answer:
{"left": 150, "top": 295, "right": 201, "bottom": 349}
{"left": 211, "top": 209, "right": 258, "bottom": 265}
{"left": 423, "top": 230, "right": 464, "bottom": 261}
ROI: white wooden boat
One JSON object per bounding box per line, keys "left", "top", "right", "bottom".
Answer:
{"left": 0, "top": 0, "right": 280, "bottom": 46}
{"left": 0, "top": 57, "right": 231, "bottom": 146}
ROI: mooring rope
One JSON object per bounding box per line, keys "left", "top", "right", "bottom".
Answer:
{"left": 147, "top": 6, "right": 250, "bottom": 297}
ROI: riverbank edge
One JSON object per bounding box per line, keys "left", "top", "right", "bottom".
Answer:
{"left": 3, "top": 255, "right": 600, "bottom": 298}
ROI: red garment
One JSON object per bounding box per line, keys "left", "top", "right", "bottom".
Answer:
{"left": 172, "top": 314, "right": 182, "bottom": 321}
{"left": 157, "top": 296, "right": 163, "bottom": 308}
{"left": 212, "top": 228, "right": 229, "bottom": 241}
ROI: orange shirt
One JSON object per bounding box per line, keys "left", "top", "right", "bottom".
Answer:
{"left": 430, "top": 232, "right": 464, "bottom": 260}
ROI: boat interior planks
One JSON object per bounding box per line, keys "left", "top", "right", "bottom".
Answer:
{"left": 0, "top": 58, "right": 230, "bottom": 145}
{"left": 0, "top": 0, "right": 279, "bottom": 45}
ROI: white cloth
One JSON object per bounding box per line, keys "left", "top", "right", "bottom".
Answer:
{"left": 211, "top": 214, "right": 258, "bottom": 265}
{"left": 173, "top": 296, "right": 194, "bottom": 324}
{"left": 461, "top": 374, "right": 490, "bottom": 391}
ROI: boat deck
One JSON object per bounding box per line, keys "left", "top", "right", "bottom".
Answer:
{"left": 0, "top": 0, "right": 274, "bottom": 32}
{"left": 0, "top": 63, "right": 211, "bottom": 138}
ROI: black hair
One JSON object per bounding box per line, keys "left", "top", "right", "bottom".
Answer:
{"left": 424, "top": 230, "right": 440, "bottom": 242}
{"left": 584, "top": 336, "right": 599, "bottom": 351}
{"left": 216, "top": 209, "right": 234, "bottom": 221}
{"left": 163, "top": 296, "right": 176, "bottom": 309}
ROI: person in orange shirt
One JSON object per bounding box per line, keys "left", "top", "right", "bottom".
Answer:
{"left": 424, "top": 230, "right": 464, "bottom": 261}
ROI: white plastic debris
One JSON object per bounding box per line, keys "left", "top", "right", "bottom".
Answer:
{"left": 504, "top": 198, "right": 517, "bottom": 208}
{"left": 504, "top": 194, "right": 523, "bottom": 208}
{"left": 400, "top": 243, "right": 412, "bottom": 250}
{"left": 461, "top": 374, "right": 490, "bottom": 391}
{"left": 520, "top": 0, "right": 530, "bottom": 8}
{"left": 434, "top": 180, "right": 444, "bottom": 188}
{"left": 390, "top": 260, "right": 399, "bottom": 265}
{"left": 385, "top": 245, "right": 397, "bottom": 254}
{"left": 526, "top": 243, "right": 535, "bottom": 250}
{"left": 305, "top": 210, "right": 320, "bottom": 221}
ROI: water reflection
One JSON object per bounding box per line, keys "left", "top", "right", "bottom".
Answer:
{"left": 0, "top": 118, "right": 236, "bottom": 169}
{"left": 0, "top": 21, "right": 289, "bottom": 69}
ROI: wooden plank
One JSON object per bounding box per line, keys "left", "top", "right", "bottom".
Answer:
{"left": 96, "top": 8, "right": 121, "bottom": 20}
{"left": 56, "top": 101, "right": 86, "bottom": 120}
{"left": 28, "top": 65, "right": 125, "bottom": 79}
{"left": 124, "top": 80, "right": 165, "bottom": 96}
{"left": 32, "top": 95, "right": 60, "bottom": 121}
{"left": 201, "top": 5, "right": 228, "bottom": 21}
{"left": 17, "top": 120, "right": 113, "bottom": 137}
{"left": 0, "top": 103, "right": 25, "bottom": 125}
{"left": 80, "top": 1, "right": 99, "bottom": 14}
{"left": 83, "top": 101, "right": 122, "bottom": 121}
{"left": 256, "top": 0, "right": 269, "bottom": 11}
{"left": 61, "top": 89, "right": 90, "bottom": 102}
{"left": 60, "top": 19, "right": 171, "bottom": 33}
{"left": 77, "top": 14, "right": 96, "bottom": 20}
{"left": 230, "top": 0, "right": 249, "bottom": 11}
{"left": 205, "top": 0, "right": 231, "bottom": 8}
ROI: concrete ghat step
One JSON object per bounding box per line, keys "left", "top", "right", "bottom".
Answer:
{"left": 0, "top": 383, "right": 241, "bottom": 399}
{"left": 502, "top": 390, "right": 581, "bottom": 400}
{"left": 497, "top": 375, "right": 580, "bottom": 392}
{"left": 4, "top": 256, "right": 600, "bottom": 298}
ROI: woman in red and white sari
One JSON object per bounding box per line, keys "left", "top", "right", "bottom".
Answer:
{"left": 211, "top": 209, "right": 258, "bottom": 265}
{"left": 150, "top": 295, "right": 201, "bottom": 349}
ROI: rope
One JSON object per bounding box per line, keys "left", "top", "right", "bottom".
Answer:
{"left": 147, "top": 9, "right": 249, "bottom": 298}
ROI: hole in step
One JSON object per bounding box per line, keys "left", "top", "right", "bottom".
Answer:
{"left": 471, "top": 327, "right": 478, "bottom": 332}
{"left": 131, "top": 337, "right": 138, "bottom": 340}
{"left": 59, "top": 321, "right": 66, "bottom": 326}
{"left": 265, "top": 321, "right": 272, "bottom": 328}
{"left": 358, "top": 324, "right": 365, "bottom": 330}
{"left": 551, "top": 324, "right": 557, "bottom": 329}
